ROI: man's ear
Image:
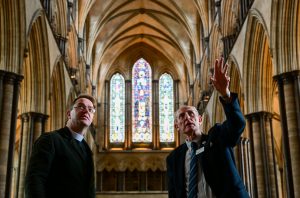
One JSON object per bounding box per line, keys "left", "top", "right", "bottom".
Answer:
{"left": 174, "top": 122, "right": 179, "bottom": 131}
{"left": 198, "top": 115, "right": 203, "bottom": 124}
{"left": 66, "top": 110, "right": 71, "bottom": 119}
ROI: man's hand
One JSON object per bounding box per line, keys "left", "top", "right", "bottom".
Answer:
{"left": 210, "top": 57, "right": 230, "bottom": 97}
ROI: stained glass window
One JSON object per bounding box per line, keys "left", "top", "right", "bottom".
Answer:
{"left": 132, "top": 58, "right": 152, "bottom": 142}
{"left": 110, "top": 73, "right": 125, "bottom": 143}
{"left": 159, "top": 73, "right": 174, "bottom": 142}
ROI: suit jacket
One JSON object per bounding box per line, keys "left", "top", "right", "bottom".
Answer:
{"left": 25, "top": 127, "right": 95, "bottom": 198}
{"left": 167, "top": 93, "right": 249, "bottom": 198}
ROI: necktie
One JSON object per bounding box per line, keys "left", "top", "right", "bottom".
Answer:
{"left": 188, "top": 142, "right": 198, "bottom": 198}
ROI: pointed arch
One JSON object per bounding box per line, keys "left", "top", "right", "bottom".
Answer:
{"left": 132, "top": 58, "right": 152, "bottom": 143}
{"left": 109, "top": 73, "right": 125, "bottom": 143}
{"left": 159, "top": 73, "right": 174, "bottom": 143}
{"left": 243, "top": 10, "right": 273, "bottom": 114}
{"left": 52, "top": 0, "right": 68, "bottom": 37}
{"left": 0, "top": 0, "right": 26, "bottom": 73}
{"left": 221, "top": 0, "right": 239, "bottom": 36}
{"left": 228, "top": 55, "right": 245, "bottom": 113}
{"left": 271, "top": 0, "right": 300, "bottom": 73}
{"left": 50, "top": 57, "right": 66, "bottom": 129}
{"left": 21, "top": 14, "right": 50, "bottom": 114}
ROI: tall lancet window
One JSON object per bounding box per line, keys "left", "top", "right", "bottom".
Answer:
{"left": 132, "top": 58, "right": 152, "bottom": 142}
{"left": 110, "top": 73, "right": 125, "bottom": 143}
{"left": 159, "top": 73, "right": 174, "bottom": 142}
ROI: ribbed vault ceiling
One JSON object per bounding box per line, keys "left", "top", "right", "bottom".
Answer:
{"left": 80, "top": 0, "right": 208, "bottom": 85}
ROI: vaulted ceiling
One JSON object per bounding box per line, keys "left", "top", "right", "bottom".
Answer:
{"left": 78, "top": 0, "right": 210, "bottom": 92}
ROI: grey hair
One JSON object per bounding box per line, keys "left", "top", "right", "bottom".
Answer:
{"left": 174, "top": 105, "right": 200, "bottom": 120}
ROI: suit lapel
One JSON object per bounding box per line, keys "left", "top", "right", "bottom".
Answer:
{"left": 175, "top": 144, "right": 188, "bottom": 197}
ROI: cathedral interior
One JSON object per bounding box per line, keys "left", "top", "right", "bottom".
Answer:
{"left": 0, "top": 0, "right": 300, "bottom": 197}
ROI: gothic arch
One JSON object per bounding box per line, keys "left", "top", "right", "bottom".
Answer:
{"left": 221, "top": 0, "right": 239, "bottom": 36}
{"left": 154, "top": 64, "right": 178, "bottom": 80}
{"left": 21, "top": 14, "right": 50, "bottom": 114}
{"left": 243, "top": 10, "right": 273, "bottom": 114}
{"left": 97, "top": 155, "right": 118, "bottom": 172}
{"left": 50, "top": 57, "right": 66, "bottom": 129}
{"left": 0, "top": 0, "right": 26, "bottom": 73}
{"left": 77, "top": 0, "right": 94, "bottom": 37}
{"left": 193, "top": 0, "right": 209, "bottom": 37}
{"left": 271, "top": 0, "right": 300, "bottom": 73}
{"left": 144, "top": 156, "right": 166, "bottom": 171}
{"left": 228, "top": 55, "right": 245, "bottom": 113}
{"left": 51, "top": 0, "right": 68, "bottom": 37}
{"left": 105, "top": 67, "right": 129, "bottom": 82}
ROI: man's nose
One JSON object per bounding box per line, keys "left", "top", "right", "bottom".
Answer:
{"left": 183, "top": 112, "right": 191, "bottom": 120}
{"left": 81, "top": 107, "right": 89, "bottom": 113}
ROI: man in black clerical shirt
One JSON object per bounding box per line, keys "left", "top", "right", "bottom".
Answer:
{"left": 25, "top": 94, "right": 96, "bottom": 198}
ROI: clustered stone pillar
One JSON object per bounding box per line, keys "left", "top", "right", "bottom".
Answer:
{"left": 16, "top": 112, "right": 48, "bottom": 198}
{"left": 103, "top": 80, "right": 109, "bottom": 150}
{"left": 236, "top": 138, "right": 253, "bottom": 197}
{"left": 0, "top": 70, "right": 23, "bottom": 198}
{"left": 174, "top": 80, "right": 180, "bottom": 147}
{"left": 246, "top": 111, "right": 279, "bottom": 198}
{"left": 274, "top": 70, "right": 300, "bottom": 198}
{"left": 125, "top": 80, "right": 132, "bottom": 150}
{"left": 96, "top": 102, "right": 101, "bottom": 149}
{"left": 152, "top": 80, "right": 159, "bottom": 149}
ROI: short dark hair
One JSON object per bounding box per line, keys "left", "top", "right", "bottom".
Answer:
{"left": 72, "top": 94, "right": 96, "bottom": 108}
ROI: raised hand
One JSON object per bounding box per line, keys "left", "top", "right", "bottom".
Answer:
{"left": 210, "top": 57, "right": 230, "bottom": 97}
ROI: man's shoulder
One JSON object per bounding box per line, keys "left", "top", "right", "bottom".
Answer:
{"left": 39, "top": 127, "right": 69, "bottom": 140}
{"left": 167, "top": 144, "right": 186, "bottom": 160}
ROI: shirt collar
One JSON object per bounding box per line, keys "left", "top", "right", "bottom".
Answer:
{"left": 67, "top": 127, "right": 84, "bottom": 142}
{"left": 185, "top": 140, "right": 199, "bottom": 150}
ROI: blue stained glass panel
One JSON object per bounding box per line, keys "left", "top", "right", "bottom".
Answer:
{"left": 132, "top": 58, "right": 152, "bottom": 142}
{"left": 110, "top": 73, "right": 125, "bottom": 143}
{"left": 159, "top": 73, "right": 174, "bottom": 142}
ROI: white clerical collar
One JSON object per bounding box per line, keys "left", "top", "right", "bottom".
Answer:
{"left": 67, "top": 127, "right": 84, "bottom": 142}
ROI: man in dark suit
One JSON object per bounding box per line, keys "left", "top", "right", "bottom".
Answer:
{"left": 167, "top": 58, "right": 249, "bottom": 198}
{"left": 25, "top": 94, "right": 96, "bottom": 198}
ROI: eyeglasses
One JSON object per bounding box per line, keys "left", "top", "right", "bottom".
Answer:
{"left": 73, "top": 105, "right": 96, "bottom": 114}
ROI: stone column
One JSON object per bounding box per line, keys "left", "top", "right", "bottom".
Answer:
{"left": 96, "top": 102, "right": 101, "bottom": 150}
{"left": 174, "top": 80, "right": 180, "bottom": 147}
{"left": 0, "top": 70, "right": 23, "bottom": 198}
{"left": 152, "top": 80, "right": 159, "bottom": 149}
{"left": 16, "top": 112, "right": 48, "bottom": 198}
{"left": 246, "top": 111, "right": 279, "bottom": 198}
{"left": 274, "top": 70, "right": 300, "bottom": 198}
{"left": 103, "top": 80, "right": 109, "bottom": 150}
{"left": 236, "top": 138, "right": 254, "bottom": 197}
{"left": 125, "top": 80, "right": 132, "bottom": 150}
